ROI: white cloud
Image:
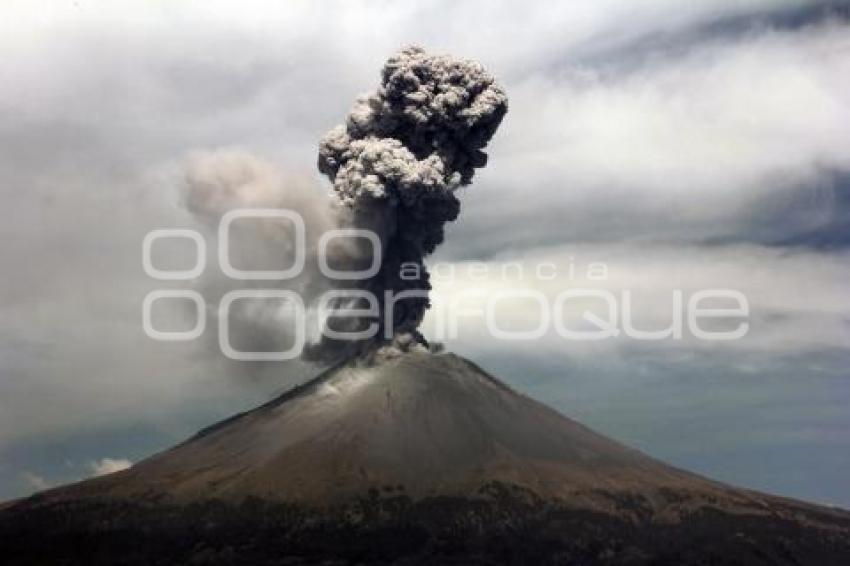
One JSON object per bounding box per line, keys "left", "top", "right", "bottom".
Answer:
{"left": 89, "top": 458, "right": 132, "bottom": 477}
{"left": 425, "top": 243, "right": 850, "bottom": 358}
{"left": 20, "top": 471, "right": 49, "bottom": 491}
{"left": 513, "top": 29, "right": 850, "bottom": 192}
{"left": 452, "top": 18, "right": 850, "bottom": 254}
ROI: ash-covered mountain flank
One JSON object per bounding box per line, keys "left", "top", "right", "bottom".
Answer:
{"left": 2, "top": 352, "right": 850, "bottom": 565}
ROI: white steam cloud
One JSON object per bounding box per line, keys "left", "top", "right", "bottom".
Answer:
{"left": 89, "top": 458, "right": 132, "bottom": 477}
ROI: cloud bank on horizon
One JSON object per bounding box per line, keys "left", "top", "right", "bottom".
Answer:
{"left": 0, "top": 0, "right": 849, "bottom": 505}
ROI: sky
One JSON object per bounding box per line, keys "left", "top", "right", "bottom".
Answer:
{"left": 1, "top": 0, "right": 849, "bottom": 506}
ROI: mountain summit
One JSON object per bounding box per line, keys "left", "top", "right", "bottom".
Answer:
{"left": 3, "top": 352, "right": 850, "bottom": 564}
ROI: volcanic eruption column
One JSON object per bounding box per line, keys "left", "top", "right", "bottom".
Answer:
{"left": 313, "top": 46, "right": 508, "bottom": 358}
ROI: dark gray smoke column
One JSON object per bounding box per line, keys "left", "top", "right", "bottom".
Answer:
{"left": 314, "top": 46, "right": 507, "bottom": 359}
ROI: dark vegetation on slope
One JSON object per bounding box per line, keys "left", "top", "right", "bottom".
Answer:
{"left": 2, "top": 482, "right": 849, "bottom": 565}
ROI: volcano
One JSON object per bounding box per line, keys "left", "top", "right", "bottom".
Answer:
{"left": 2, "top": 352, "right": 849, "bottom": 565}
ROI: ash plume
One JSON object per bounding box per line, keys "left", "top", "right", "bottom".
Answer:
{"left": 183, "top": 47, "right": 506, "bottom": 364}
{"left": 309, "top": 46, "right": 507, "bottom": 360}
{"left": 184, "top": 149, "right": 340, "bottom": 365}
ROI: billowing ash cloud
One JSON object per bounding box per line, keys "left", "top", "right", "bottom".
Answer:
{"left": 182, "top": 47, "right": 506, "bottom": 364}
{"left": 309, "top": 46, "right": 507, "bottom": 359}
{"left": 184, "top": 149, "right": 340, "bottom": 362}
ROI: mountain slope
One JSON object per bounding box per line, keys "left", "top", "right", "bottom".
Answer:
{"left": 2, "top": 352, "right": 850, "bottom": 565}
{"left": 59, "top": 353, "right": 707, "bottom": 505}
